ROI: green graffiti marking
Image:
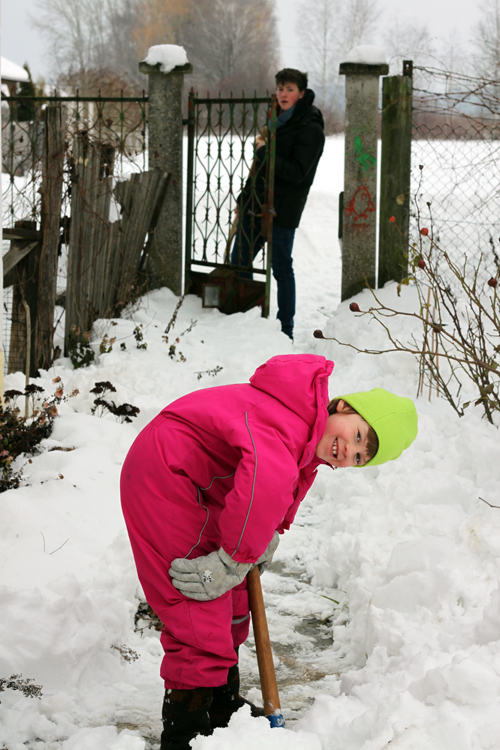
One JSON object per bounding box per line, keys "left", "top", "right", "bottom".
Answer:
{"left": 355, "top": 136, "right": 376, "bottom": 171}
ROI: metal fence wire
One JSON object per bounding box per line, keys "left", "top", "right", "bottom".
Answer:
{"left": 410, "top": 66, "right": 500, "bottom": 288}
{"left": 2, "top": 93, "right": 148, "bottom": 225}
{"left": 2, "top": 93, "right": 148, "bottom": 373}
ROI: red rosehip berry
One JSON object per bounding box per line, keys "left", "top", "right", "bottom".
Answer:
{"left": 417, "top": 259, "right": 426, "bottom": 269}
{"left": 389, "top": 216, "right": 396, "bottom": 223}
{"left": 313, "top": 329, "right": 325, "bottom": 339}
{"left": 349, "top": 302, "right": 360, "bottom": 312}
{"left": 420, "top": 227, "right": 429, "bottom": 236}
{"left": 487, "top": 278, "right": 498, "bottom": 288}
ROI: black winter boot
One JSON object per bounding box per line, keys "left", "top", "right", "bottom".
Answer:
{"left": 209, "top": 664, "right": 265, "bottom": 729}
{"left": 160, "top": 687, "right": 213, "bottom": 750}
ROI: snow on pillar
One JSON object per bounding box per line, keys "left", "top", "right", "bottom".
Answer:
{"left": 339, "top": 47, "right": 388, "bottom": 301}
{"left": 139, "top": 46, "right": 193, "bottom": 296}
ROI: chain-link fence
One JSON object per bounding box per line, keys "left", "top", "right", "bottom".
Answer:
{"left": 2, "top": 93, "right": 148, "bottom": 373}
{"left": 410, "top": 67, "right": 500, "bottom": 288}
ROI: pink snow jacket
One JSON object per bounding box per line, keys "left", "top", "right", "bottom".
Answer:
{"left": 157, "top": 353, "right": 333, "bottom": 563}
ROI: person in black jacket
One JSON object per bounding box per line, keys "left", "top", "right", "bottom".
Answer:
{"left": 231, "top": 68, "right": 325, "bottom": 340}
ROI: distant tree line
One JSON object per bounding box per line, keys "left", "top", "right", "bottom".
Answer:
{"left": 297, "top": 0, "right": 500, "bottom": 132}
{"left": 28, "top": 0, "right": 500, "bottom": 131}
{"left": 32, "top": 0, "right": 279, "bottom": 97}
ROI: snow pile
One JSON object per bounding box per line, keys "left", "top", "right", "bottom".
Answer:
{"left": 343, "top": 46, "right": 387, "bottom": 65}
{"left": 142, "top": 45, "right": 189, "bottom": 73}
{"left": 1, "top": 136, "right": 500, "bottom": 750}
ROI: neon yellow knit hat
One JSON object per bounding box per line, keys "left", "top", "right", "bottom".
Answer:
{"left": 338, "top": 388, "right": 418, "bottom": 467}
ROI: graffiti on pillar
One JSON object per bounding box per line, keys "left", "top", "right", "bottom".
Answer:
{"left": 344, "top": 185, "right": 375, "bottom": 225}
{"left": 354, "top": 136, "right": 376, "bottom": 171}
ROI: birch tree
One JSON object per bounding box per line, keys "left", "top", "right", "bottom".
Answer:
{"left": 32, "top": 0, "right": 113, "bottom": 85}
{"left": 341, "top": 0, "right": 379, "bottom": 57}
{"left": 32, "top": 0, "right": 279, "bottom": 95}
{"left": 382, "top": 19, "right": 436, "bottom": 75}
{"left": 472, "top": 0, "right": 500, "bottom": 79}
{"left": 183, "top": 0, "right": 279, "bottom": 94}
{"left": 296, "top": 0, "right": 379, "bottom": 126}
{"left": 298, "top": 0, "right": 337, "bottom": 108}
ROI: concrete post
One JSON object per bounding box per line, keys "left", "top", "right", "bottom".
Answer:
{"left": 139, "top": 57, "right": 192, "bottom": 295}
{"left": 339, "top": 60, "right": 388, "bottom": 300}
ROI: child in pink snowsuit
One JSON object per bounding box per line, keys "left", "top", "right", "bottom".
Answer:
{"left": 120, "top": 353, "right": 418, "bottom": 750}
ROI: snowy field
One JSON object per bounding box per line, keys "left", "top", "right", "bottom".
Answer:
{"left": 1, "top": 136, "right": 500, "bottom": 750}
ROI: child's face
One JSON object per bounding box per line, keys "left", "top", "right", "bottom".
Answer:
{"left": 276, "top": 82, "right": 305, "bottom": 111}
{"left": 315, "top": 400, "right": 371, "bottom": 468}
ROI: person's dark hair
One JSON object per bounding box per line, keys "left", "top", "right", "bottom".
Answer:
{"left": 327, "top": 398, "right": 379, "bottom": 462}
{"left": 275, "top": 68, "right": 308, "bottom": 92}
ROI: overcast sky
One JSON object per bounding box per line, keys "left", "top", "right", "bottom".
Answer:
{"left": 1, "top": 0, "right": 483, "bottom": 82}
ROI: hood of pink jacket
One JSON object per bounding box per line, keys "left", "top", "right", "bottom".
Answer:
{"left": 250, "top": 354, "right": 334, "bottom": 469}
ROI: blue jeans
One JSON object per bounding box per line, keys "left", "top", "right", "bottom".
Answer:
{"left": 230, "top": 214, "right": 296, "bottom": 339}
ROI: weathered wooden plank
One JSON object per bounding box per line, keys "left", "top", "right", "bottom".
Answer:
{"left": 3, "top": 241, "right": 38, "bottom": 277}
{"left": 103, "top": 222, "right": 123, "bottom": 316}
{"left": 65, "top": 160, "right": 171, "bottom": 332}
{"left": 65, "top": 137, "right": 84, "bottom": 347}
{"left": 2, "top": 228, "right": 41, "bottom": 241}
{"left": 112, "top": 169, "right": 169, "bottom": 312}
{"left": 35, "top": 105, "right": 66, "bottom": 371}
{"left": 7, "top": 220, "right": 41, "bottom": 376}
{"left": 90, "top": 149, "right": 115, "bottom": 318}
{"left": 65, "top": 137, "right": 115, "bottom": 349}
{"left": 111, "top": 173, "right": 146, "bottom": 312}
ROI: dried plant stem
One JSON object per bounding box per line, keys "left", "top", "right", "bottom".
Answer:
{"left": 421, "top": 286, "right": 432, "bottom": 396}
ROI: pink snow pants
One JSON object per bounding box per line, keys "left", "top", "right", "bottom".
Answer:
{"left": 120, "top": 418, "right": 250, "bottom": 690}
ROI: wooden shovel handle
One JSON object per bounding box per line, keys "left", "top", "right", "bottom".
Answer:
{"left": 247, "top": 566, "right": 281, "bottom": 716}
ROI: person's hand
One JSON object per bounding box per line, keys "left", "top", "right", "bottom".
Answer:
{"left": 256, "top": 531, "right": 280, "bottom": 574}
{"left": 170, "top": 548, "right": 252, "bottom": 601}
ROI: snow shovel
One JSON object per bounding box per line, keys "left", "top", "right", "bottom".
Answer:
{"left": 247, "top": 566, "right": 285, "bottom": 728}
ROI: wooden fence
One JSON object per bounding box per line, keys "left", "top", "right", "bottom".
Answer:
{"left": 3, "top": 103, "right": 170, "bottom": 375}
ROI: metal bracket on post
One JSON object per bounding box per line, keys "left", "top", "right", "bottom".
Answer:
{"left": 339, "top": 59, "right": 389, "bottom": 301}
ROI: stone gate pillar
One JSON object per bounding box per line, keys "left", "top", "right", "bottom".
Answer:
{"left": 139, "top": 47, "right": 192, "bottom": 295}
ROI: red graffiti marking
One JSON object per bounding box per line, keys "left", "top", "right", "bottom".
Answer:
{"left": 344, "top": 185, "right": 375, "bottom": 223}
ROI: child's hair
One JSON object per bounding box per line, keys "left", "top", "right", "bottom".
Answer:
{"left": 327, "top": 398, "right": 379, "bottom": 461}
{"left": 275, "top": 68, "right": 308, "bottom": 92}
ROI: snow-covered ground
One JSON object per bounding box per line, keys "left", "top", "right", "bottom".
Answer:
{"left": 1, "top": 136, "right": 500, "bottom": 750}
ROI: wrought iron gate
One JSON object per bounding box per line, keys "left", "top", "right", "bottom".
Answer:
{"left": 184, "top": 92, "right": 277, "bottom": 317}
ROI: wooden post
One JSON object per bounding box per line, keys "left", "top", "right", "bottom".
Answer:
{"left": 379, "top": 60, "right": 413, "bottom": 287}
{"left": 36, "top": 105, "right": 66, "bottom": 372}
{"left": 5, "top": 220, "right": 41, "bottom": 376}
{"left": 339, "top": 59, "right": 389, "bottom": 300}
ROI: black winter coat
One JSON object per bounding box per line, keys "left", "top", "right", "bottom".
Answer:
{"left": 240, "top": 89, "right": 325, "bottom": 229}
